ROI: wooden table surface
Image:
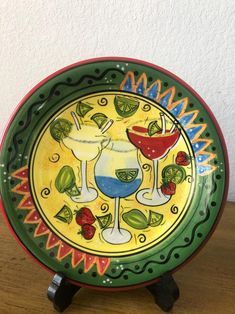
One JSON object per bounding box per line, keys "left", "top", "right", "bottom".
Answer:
{"left": 0, "top": 202, "right": 234, "bottom": 314}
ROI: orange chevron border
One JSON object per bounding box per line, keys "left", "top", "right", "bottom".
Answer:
{"left": 120, "top": 71, "right": 217, "bottom": 176}
{"left": 11, "top": 167, "right": 111, "bottom": 276}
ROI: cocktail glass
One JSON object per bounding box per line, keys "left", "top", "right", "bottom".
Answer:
{"left": 127, "top": 114, "right": 180, "bottom": 206}
{"left": 62, "top": 112, "right": 112, "bottom": 202}
{"left": 94, "top": 140, "right": 142, "bottom": 244}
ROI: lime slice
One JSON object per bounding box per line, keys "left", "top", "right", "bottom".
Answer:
{"left": 148, "top": 210, "right": 163, "bottom": 227}
{"left": 50, "top": 118, "right": 72, "bottom": 142}
{"left": 54, "top": 205, "right": 73, "bottom": 224}
{"left": 115, "top": 168, "right": 139, "bottom": 183}
{"left": 96, "top": 213, "right": 112, "bottom": 229}
{"left": 148, "top": 120, "right": 162, "bottom": 136}
{"left": 114, "top": 95, "right": 139, "bottom": 117}
{"left": 91, "top": 113, "right": 108, "bottom": 128}
{"left": 122, "top": 209, "right": 148, "bottom": 229}
{"left": 76, "top": 101, "right": 93, "bottom": 117}
{"left": 162, "top": 164, "right": 186, "bottom": 184}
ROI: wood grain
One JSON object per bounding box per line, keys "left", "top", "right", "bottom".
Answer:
{"left": 0, "top": 202, "right": 234, "bottom": 314}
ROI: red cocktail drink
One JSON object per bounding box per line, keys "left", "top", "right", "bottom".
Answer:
{"left": 127, "top": 121, "right": 180, "bottom": 206}
{"left": 127, "top": 126, "right": 180, "bottom": 160}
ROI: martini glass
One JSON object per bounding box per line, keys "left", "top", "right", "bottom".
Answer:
{"left": 127, "top": 114, "right": 180, "bottom": 206}
{"left": 94, "top": 140, "right": 142, "bottom": 244}
{"left": 62, "top": 112, "right": 112, "bottom": 202}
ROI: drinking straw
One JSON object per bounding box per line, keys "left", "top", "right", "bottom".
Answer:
{"left": 170, "top": 120, "right": 177, "bottom": 133}
{"left": 101, "top": 119, "right": 114, "bottom": 134}
{"left": 71, "top": 111, "right": 81, "bottom": 130}
{"left": 160, "top": 113, "right": 166, "bottom": 134}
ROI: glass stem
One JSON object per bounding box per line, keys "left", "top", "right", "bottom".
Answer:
{"left": 113, "top": 197, "right": 120, "bottom": 231}
{"left": 152, "top": 159, "right": 158, "bottom": 193}
{"left": 80, "top": 160, "right": 89, "bottom": 194}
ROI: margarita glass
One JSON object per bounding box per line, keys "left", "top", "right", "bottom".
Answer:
{"left": 94, "top": 140, "right": 142, "bottom": 244}
{"left": 127, "top": 114, "right": 180, "bottom": 206}
{"left": 62, "top": 112, "right": 112, "bottom": 202}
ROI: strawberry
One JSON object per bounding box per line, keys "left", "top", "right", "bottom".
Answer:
{"left": 79, "top": 224, "right": 96, "bottom": 240}
{"left": 176, "top": 151, "right": 191, "bottom": 166}
{"left": 75, "top": 207, "right": 95, "bottom": 226}
{"left": 161, "top": 181, "right": 176, "bottom": 195}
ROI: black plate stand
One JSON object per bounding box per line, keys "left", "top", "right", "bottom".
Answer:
{"left": 47, "top": 272, "right": 179, "bottom": 312}
{"left": 146, "top": 272, "right": 179, "bottom": 312}
{"left": 47, "top": 272, "right": 81, "bottom": 312}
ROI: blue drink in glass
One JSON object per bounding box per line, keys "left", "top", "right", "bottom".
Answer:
{"left": 95, "top": 176, "right": 141, "bottom": 198}
{"left": 94, "top": 140, "right": 142, "bottom": 244}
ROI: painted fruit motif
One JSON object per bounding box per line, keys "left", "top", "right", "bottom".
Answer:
{"left": 75, "top": 207, "right": 96, "bottom": 226}
{"left": 79, "top": 224, "right": 96, "bottom": 240}
{"left": 176, "top": 151, "right": 191, "bottom": 166}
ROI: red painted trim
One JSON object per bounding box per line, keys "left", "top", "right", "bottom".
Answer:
{"left": 0, "top": 57, "right": 229, "bottom": 291}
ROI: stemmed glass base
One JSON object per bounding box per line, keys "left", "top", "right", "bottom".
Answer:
{"left": 71, "top": 160, "right": 98, "bottom": 203}
{"left": 71, "top": 187, "right": 98, "bottom": 203}
{"left": 136, "top": 188, "right": 170, "bottom": 206}
{"left": 101, "top": 197, "right": 132, "bottom": 244}
{"left": 136, "top": 157, "right": 171, "bottom": 206}
{"left": 102, "top": 228, "right": 132, "bottom": 245}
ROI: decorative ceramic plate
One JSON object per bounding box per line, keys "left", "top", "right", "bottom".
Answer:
{"left": 0, "top": 57, "right": 229, "bottom": 290}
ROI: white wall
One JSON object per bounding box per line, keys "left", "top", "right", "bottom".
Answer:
{"left": 0, "top": 0, "right": 234, "bottom": 200}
